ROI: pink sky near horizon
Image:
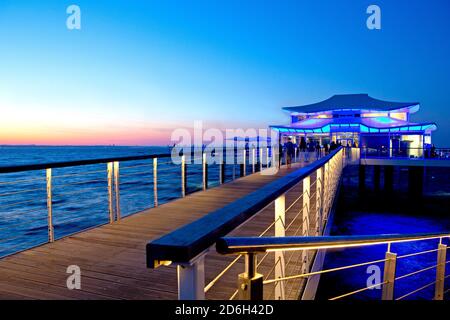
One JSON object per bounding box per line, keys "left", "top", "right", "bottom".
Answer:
{"left": 0, "top": 121, "right": 273, "bottom": 146}
{"left": 0, "top": 123, "right": 185, "bottom": 146}
{"left": 0, "top": 98, "right": 278, "bottom": 146}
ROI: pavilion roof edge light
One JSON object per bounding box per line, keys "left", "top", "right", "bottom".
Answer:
{"left": 269, "top": 122, "right": 437, "bottom": 134}
{"left": 283, "top": 94, "right": 420, "bottom": 114}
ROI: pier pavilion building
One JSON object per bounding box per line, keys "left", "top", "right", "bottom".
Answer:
{"left": 270, "top": 94, "right": 437, "bottom": 157}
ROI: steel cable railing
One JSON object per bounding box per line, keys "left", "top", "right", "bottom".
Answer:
{"left": 263, "top": 258, "right": 389, "bottom": 285}
{"left": 203, "top": 153, "right": 330, "bottom": 300}
{"left": 0, "top": 187, "right": 46, "bottom": 198}
{"left": 204, "top": 207, "right": 282, "bottom": 295}
{"left": 329, "top": 281, "right": 389, "bottom": 300}
{"left": 53, "top": 178, "right": 107, "bottom": 188}
{"left": 143, "top": 147, "right": 344, "bottom": 300}
{"left": 217, "top": 231, "right": 450, "bottom": 300}
{"left": 206, "top": 173, "right": 305, "bottom": 297}
{"left": 0, "top": 147, "right": 280, "bottom": 258}
{"left": 0, "top": 177, "right": 46, "bottom": 186}
{"left": 52, "top": 169, "right": 106, "bottom": 179}
{"left": 396, "top": 281, "right": 437, "bottom": 300}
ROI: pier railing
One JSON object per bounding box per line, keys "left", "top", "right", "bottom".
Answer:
{"left": 216, "top": 232, "right": 450, "bottom": 300}
{"left": 0, "top": 147, "right": 282, "bottom": 258}
{"left": 146, "top": 147, "right": 344, "bottom": 299}
{"left": 360, "top": 147, "right": 450, "bottom": 160}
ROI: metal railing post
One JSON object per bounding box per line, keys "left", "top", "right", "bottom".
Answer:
{"left": 435, "top": 243, "right": 447, "bottom": 300}
{"left": 233, "top": 148, "right": 236, "bottom": 180}
{"left": 252, "top": 148, "right": 255, "bottom": 174}
{"left": 274, "top": 194, "right": 286, "bottom": 300}
{"left": 177, "top": 253, "right": 206, "bottom": 300}
{"left": 294, "top": 147, "right": 297, "bottom": 163}
{"left": 107, "top": 162, "right": 114, "bottom": 223}
{"left": 321, "top": 163, "right": 327, "bottom": 230}
{"left": 242, "top": 149, "right": 246, "bottom": 177}
{"left": 259, "top": 148, "right": 263, "bottom": 172}
{"left": 181, "top": 155, "right": 186, "bottom": 197}
{"left": 46, "top": 168, "right": 54, "bottom": 243}
{"left": 203, "top": 153, "right": 208, "bottom": 190}
{"left": 238, "top": 253, "right": 263, "bottom": 300}
{"left": 220, "top": 162, "right": 225, "bottom": 185}
{"left": 382, "top": 251, "right": 397, "bottom": 300}
{"left": 302, "top": 176, "right": 310, "bottom": 273}
{"left": 153, "top": 158, "right": 158, "bottom": 207}
{"left": 323, "top": 162, "right": 329, "bottom": 225}
{"left": 266, "top": 147, "right": 269, "bottom": 168}
{"left": 114, "top": 161, "right": 121, "bottom": 221}
{"left": 315, "top": 168, "right": 322, "bottom": 236}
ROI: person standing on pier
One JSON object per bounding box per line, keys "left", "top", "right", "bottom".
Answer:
{"left": 284, "top": 138, "right": 295, "bottom": 168}
{"left": 315, "top": 141, "right": 321, "bottom": 159}
{"left": 278, "top": 141, "right": 283, "bottom": 167}
{"left": 299, "top": 137, "right": 307, "bottom": 162}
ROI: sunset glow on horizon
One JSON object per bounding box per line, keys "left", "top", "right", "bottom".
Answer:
{"left": 1, "top": 0, "right": 450, "bottom": 146}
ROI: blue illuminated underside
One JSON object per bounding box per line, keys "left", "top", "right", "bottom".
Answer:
{"left": 271, "top": 124, "right": 436, "bottom": 134}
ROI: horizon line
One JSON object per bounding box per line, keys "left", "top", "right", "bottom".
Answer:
{"left": 0, "top": 144, "right": 170, "bottom": 148}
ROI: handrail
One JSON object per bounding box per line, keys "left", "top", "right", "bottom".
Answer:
{"left": 146, "top": 147, "right": 344, "bottom": 267}
{"left": 0, "top": 146, "right": 255, "bottom": 174}
{"left": 216, "top": 232, "right": 450, "bottom": 255}
{"left": 0, "top": 153, "right": 172, "bottom": 174}
{"left": 359, "top": 146, "right": 450, "bottom": 160}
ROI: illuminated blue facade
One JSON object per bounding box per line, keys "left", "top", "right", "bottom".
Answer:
{"left": 270, "top": 94, "right": 437, "bottom": 156}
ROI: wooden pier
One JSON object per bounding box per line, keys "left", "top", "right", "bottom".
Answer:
{"left": 0, "top": 161, "right": 315, "bottom": 300}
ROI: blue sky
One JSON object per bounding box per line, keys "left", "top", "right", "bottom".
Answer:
{"left": 0, "top": 0, "right": 449, "bottom": 145}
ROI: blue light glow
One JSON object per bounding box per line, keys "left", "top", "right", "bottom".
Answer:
{"left": 360, "top": 125, "right": 369, "bottom": 133}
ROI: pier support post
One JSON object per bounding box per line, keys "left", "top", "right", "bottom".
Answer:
{"left": 374, "top": 166, "right": 381, "bottom": 191}
{"left": 274, "top": 195, "right": 286, "bottom": 300}
{"left": 46, "top": 168, "right": 54, "bottom": 243}
{"left": 435, "top": 243, "right": 447, "bottom": 300}
{"left": 358, "top": 165, "right": 366, "bottom": 192}
{"left": 382, "top": 251, "right": 397, "bottom": 300}
{"left": 384, "top": 165, "right": 393, "bottom": 193}
{"left": 107, "top": 162, "right": 114, "bottom": 223}
{"left": 177, "top": 253, "right": 206, "bottom": 300}
{"left": 238, "top": 253, "right": 263, "bottom": 300}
